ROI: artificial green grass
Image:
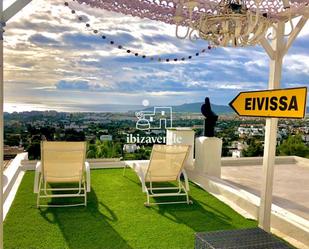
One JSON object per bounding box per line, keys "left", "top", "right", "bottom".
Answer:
{"left": 4, "top": 169, "right": 257, "bottom": 249}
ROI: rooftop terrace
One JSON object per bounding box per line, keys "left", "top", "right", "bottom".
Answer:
{"left": 222, "top": 160, "right": 309, "bottom": 220}
{"left": 2, "top": 152, "right": 307, "bottom": 248}
{"left": 4, "top": 168, "right": 258, "bottom": 249}
{"left": 0, "top": 140, "right": 307, "bottom": 249}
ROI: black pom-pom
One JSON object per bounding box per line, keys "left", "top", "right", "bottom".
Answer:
{"left": 166, "top": 59, "right": 170, "bottom": 62}
{"left": 71, "top": 10, "right": 75, "bottom": 14}
{"left": 195, "top": 53, "right": 199, "bottom": 56}
{"left": 174, "top": 58, "right": 178, "bottom": 61}
{"left": 135, "top": 53, "right": 138, "bottom": 56}
{"left": 181, "top": 58, "right": 185, "bottom": 61}
{"left": 188, "top": 56, "right": 192, "bottom": 59}
{"left": 142, "top": 55, "right": 146, "bottom": 59}
{"left": 102, "top": 36, "right": 106, "bottom": 39}
{"left": 86, "top": 23, "right": 90, "bottom": 27}
{"left": 127, "top": 50, "right": 131, "bottom": 53}
{"left": 110, "top": 41, "right": 114, "bottom": 44}
{"left": 93, "top": 30, "right": 98, "bottom": 34}
{"left": 118, "top": 45, "right": 122, "bottom": 49}
{"left": 64, "top": 2, "right": 69, "bottom": 6}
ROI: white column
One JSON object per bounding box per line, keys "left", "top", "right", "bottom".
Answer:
{"left": 194, "top": 137, "right": 222, "bottom": 178}
{"left": 258, "top": 22, "right": 285, "bottom": 232}
{"left": 0, "top": 0, "right": 3, "bottom": 247}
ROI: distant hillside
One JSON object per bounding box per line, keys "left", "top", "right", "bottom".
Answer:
{"left": 172, "top": 102, "right": 233, "bottom": 114}
{"left": 142, "top": 102, "right": 233, "bottom": 114}
{"left": 143, "top": 103, "right": 309, "bottom": 115}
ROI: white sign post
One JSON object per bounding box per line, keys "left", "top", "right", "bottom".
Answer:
{"left": 259, "top": 18, "right": 308, "bottom": 232}
{"left": 259, "top": 22, "right": 285, "bottom": 231}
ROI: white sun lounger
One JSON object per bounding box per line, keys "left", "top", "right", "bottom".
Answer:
{"left": 124, "top": 144, "right": 191, "bottom": 206}
{"left": 34, "top": 141, "right": 91, "bottom": 208}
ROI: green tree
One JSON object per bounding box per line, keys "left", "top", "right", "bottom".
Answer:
{"left": 243, "top": 138, "right": 264, "bottom": 157}
{"left": 87, "top": 140, "right": 122, "bottom": 159}
{"left": 5, "top": 134, "right": 21, "bottom": 146}
{"left": 278, "top": 135, "right": 309, "bottom": 158}
{"left": 134, "top": 147, "right": 151, "bottom": 160}
{"left": 26, "top": 135, "right": 41, "bottom": 160}
{"left": 40, "top": 127, "right": 55, "bottom": 140}
{"left": 86, "top": 144, "right": 97, "bottom": 158}
{"left": 221, "top": 140, "right": 230, "bottom": 157}
{"left": 64, "top": 129, "right": 85, "bottom": 141}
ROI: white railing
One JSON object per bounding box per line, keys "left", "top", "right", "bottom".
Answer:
{"left": 3, "top": 153, "right": 28, "bottom": 220}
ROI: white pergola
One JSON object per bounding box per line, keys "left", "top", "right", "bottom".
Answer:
{"left": 0, "top": 1, "right": 307, "bottom": 249}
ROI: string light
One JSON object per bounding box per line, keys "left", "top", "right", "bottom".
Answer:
{"left": 64, "top": 1, "right": 214, "bottom": 63}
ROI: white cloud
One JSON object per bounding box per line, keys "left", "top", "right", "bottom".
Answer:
{"left": 284, "top": 54, "right": 309, "bottom": 75}
{"left": 2, "top": 0, "right": 309, "bottom": 112}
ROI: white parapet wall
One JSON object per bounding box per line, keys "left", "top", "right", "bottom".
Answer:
{"left": 221, "top": 156, "right": 297, "bottom": 167}
{"left": 3, "top": 152, "right": 28, "bottom": 220}
{"left": 21, "top": 158, "right": 126, "bottom": 170}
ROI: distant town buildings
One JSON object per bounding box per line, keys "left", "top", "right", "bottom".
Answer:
{"left": 3, "top": 111, "right": 309, "bottom": 159}
{"left": 64, "top": 123, "right": 88, "bottom": 132}
{"left": 229, "top": 141, "right": 249, "bottom": 158}
{"left": 100, "top": 135, "right": 113, "bottom": 141}
{"left": 237, "top": 125, "right": 264, "bottom": 137}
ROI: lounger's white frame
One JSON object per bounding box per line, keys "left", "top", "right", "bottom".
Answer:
{"left": 124, "top": 145, "right": 192, "bottom": 206}
{"left": 144, "top": 167, "right": 191, "bottom": 206}
{"left": 34, "top": 141, "right": 91, "bottom": 208}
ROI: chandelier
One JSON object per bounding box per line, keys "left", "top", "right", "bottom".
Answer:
{"left": 75, "top": 0, "right": 308, "bottom": 47}
{"left": 174, "top": 0, "right": 274, "bottom": 47}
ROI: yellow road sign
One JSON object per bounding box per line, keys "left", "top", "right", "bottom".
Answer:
{"left": 229, "top": 87, "right": 307, "bottom": 119}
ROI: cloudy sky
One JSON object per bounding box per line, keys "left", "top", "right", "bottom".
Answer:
{"left": 3, "top": 0, "right": 309, "bottom": 112}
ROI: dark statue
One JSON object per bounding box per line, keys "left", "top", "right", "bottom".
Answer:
{"left": 201, "top": 97, "right": 218, "bottom": 137}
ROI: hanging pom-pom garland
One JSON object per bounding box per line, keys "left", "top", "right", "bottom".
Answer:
{"left": 64, "top": 1, "right": 214, "bottom": 63}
